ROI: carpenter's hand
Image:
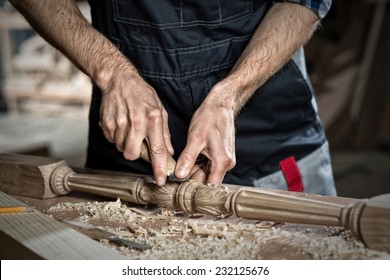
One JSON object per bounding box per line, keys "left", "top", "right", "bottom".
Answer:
{"left": 99, "top": 73, "right": 174, "bottom": 186}
{"left": 175, "top": 85, "right": 236, "bottom": 185}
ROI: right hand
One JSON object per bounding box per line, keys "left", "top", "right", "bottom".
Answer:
{"left": 8, "top": 0, "right": 172, "bottom": 187}
{"left": 98, "top": 72, "right": 174, "bottom": 186}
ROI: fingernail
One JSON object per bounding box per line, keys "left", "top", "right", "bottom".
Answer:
{"left": 156, "top": 177, "right": 166, "bottom": 187}
{"left": 175, "top": 166, "right": 187, "bottom": 178}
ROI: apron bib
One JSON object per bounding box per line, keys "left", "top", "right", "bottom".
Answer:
{"left": 86, "top": 0, "right": 335, "bottom": 194}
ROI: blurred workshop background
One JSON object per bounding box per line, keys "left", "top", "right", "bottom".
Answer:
{"left": 0, "top": 0, "right": 389, "bottom": 198}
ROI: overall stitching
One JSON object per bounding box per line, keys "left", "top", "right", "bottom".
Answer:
{"left": 135, "top": 62, "right": 235, "bottom": 80}
{"left": 113, "top": 35, "right": 252, "bottom": 55}
{"left": 88, "top": 1, "right": 332, "bottom": 194}
{"left": 113, "top": 35, "right": 250, "bottom": 79}
{"left": 112, "top": 0, "right": 253, "bottom": 29}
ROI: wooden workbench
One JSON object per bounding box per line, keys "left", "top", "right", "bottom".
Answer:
{"left": 4, "top": 189, "right": 389, "bottom": 260}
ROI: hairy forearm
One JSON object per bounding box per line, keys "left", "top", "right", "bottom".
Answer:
{"left": 209, "top": 3, "right": 319, "bottom": 114}
{"left": 9, "top": 0, "right": 139, "bottom": 92}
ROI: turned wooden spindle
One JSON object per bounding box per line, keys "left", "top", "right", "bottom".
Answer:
{"left": 49, "top": 164, "right": 148, "bottom": 205}
{"left": 229, "top": 188, "right": 390, "bottom": 252}
{"left": 0, "top": 153, "right": 389, "bottom": 252}
{"left": 162, "top": 182, "right": 390, "bottom": 252}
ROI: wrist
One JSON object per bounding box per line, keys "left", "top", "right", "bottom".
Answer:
{"left": 92, "top": 53, "right": 140, "bottom": 94}
{"left": 208, "top": 73, "right": 257, "bottom": 116}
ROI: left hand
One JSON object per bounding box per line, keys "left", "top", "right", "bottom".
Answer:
{"left": 175, "top": 84, "right": 236, "bottom": 185}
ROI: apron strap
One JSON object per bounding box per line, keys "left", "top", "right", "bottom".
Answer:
{"left": 279, "top": 156, "right": 304, "bottom": 192}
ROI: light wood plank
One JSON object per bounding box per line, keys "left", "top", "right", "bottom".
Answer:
{"left": 0, "top": 191, "right": 127, "bottom": 260}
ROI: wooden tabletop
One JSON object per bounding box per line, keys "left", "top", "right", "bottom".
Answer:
{"left": 8, "top": 191, "right": 390, "bottom": 260}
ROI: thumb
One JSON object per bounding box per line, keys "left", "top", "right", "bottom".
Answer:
{"left": 175, "top": 143, "right": 202, "bottom": 179}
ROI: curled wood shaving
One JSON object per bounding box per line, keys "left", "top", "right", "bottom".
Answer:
{"left": 256, "top": 221, "right": 276, "bottom": 228}
{"left": 127, "top": 224, "right": 148, "bottom": 238}
{"left": 128, "top": 207, "right": 150, "bottom": 217}
{"left": 103, "top": 198, "right": 121, "bottom": 211}
{"left": 47, "top": 200, "right": 389, "bottom": 260}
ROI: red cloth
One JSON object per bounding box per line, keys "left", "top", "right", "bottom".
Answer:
{"left": 279, "top": 156, "right": 304, "bottom": 192}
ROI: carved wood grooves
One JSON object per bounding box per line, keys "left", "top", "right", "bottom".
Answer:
{"left": 1, "top": 153, "right": 389, "bottom": 252}
{"left": 232, "top": 188, "right": 368, "bottom": 239}
{"left": 50, "top": 164, "right": 148, "bottom": 205}
{"left": 49, "top": 163, "right": 367, "bottom": 239}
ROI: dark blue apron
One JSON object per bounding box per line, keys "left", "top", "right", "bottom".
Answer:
{"left": 86, "top": 0, "right": 327, "bottom": 186}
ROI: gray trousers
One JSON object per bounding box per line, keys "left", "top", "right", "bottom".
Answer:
{"left": 253, "top": 142, "right": 337, "bottom": 196}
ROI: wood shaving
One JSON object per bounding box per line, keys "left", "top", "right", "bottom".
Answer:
{"left": 256, "top": 221, "right": 276, "bottom": 228}
{"left": 127, "top": 224, "right": 148, "bottom": 238}
{"left": 47, "top": 200, "right": 390, "bottom": 260}
{"left": 103, "top": 198, "right": 122, "bottom": 211}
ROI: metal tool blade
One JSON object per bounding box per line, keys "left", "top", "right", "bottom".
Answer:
{"left": 140, "top": 140, "right": 189, "bottom": 183}
{"left": 168, "top": 172, "right": 189, "bottom": 183}
{"left": 64, "top": 220, "right": 152, "bottom": 250}
{"left": 109, "top": 236, "right": 152, "bottom": 250}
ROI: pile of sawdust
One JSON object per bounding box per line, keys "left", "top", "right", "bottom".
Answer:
{"left": 47, "top": 199, "right": 389, "bottom": 260}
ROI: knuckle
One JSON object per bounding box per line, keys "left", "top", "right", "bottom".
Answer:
{"left": 150, "top": 144, "right": 166, "bottom": 156}
{"left": 147, "top": 109, "right": 163, "bottom": 124}
{"left": 129, "top": 115, "right": 141, "bottom": 129}
{"left": 180, "top": 150, "right": 195, "bottom": 163}
{"left": 227, "top": 156, "right": 236, "bottom": 169}
{"left": 116, "top": 115, "right": 128, "bottom": 130}
{"left": 123, "top": 150, "right": 137, "bottom": 161}
{"left": 191, "top": 131, "right": 207, "bottom": 144}
{"left": 101, "top": 117, "right": 116, "bottom": 131}
{"left": 218, "top": 156, "right": 235, "bottom": 171}
{"left": 162, "top": 109, "right": 169, "bottom": 119}
{"left": 153, "top": 164, "right": 166, "bottom": 178}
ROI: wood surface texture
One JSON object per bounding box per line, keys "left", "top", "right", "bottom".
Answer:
{"left": 0, "top": 153, "right": 389, "bottom": 252}
{"left": 0, "top": 153, "right": 66, "bottom": 198}
{"left": 40, "top": 196, "right": 390, "bottom": 260}
{"left": 0, "top": 191, "right": 126, "bottom": 259}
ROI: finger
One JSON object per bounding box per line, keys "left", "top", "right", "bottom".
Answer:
{"left": 148, "top": 141, "right": 168, "bottom": 187}
{"left": 100, "top": 117, "right": 116, "bottom": 143}
{"left": 121, "top": 103, "right": 147, "bottom": 160}
{"left": 146, "top": 110, "right": 169, "bottom": 187}
{"left": 123, "top": 130, "right": 145, "bottom": 161}
{"left": 113, "top": 113, "right": 130, "bottom": 152}
{"left": 162, "top": 109, "right": 174, "bottom": 156}
{"left": 99, "top": 98, "right": 122, "bottom": 143}
{"left": 175, "top": 140, "right": 204, "bottom": 179}
{"left": 189, "top": 165, "right": 207, "bottom": 184}
{"left": 206, "top": 154, "right": 236, "bottom": 185}
{"left": 206, "top": 168, "right": 225, "bottom": 185}
{"left": 114, "top": 129, "right": 126, "bottom": 152}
